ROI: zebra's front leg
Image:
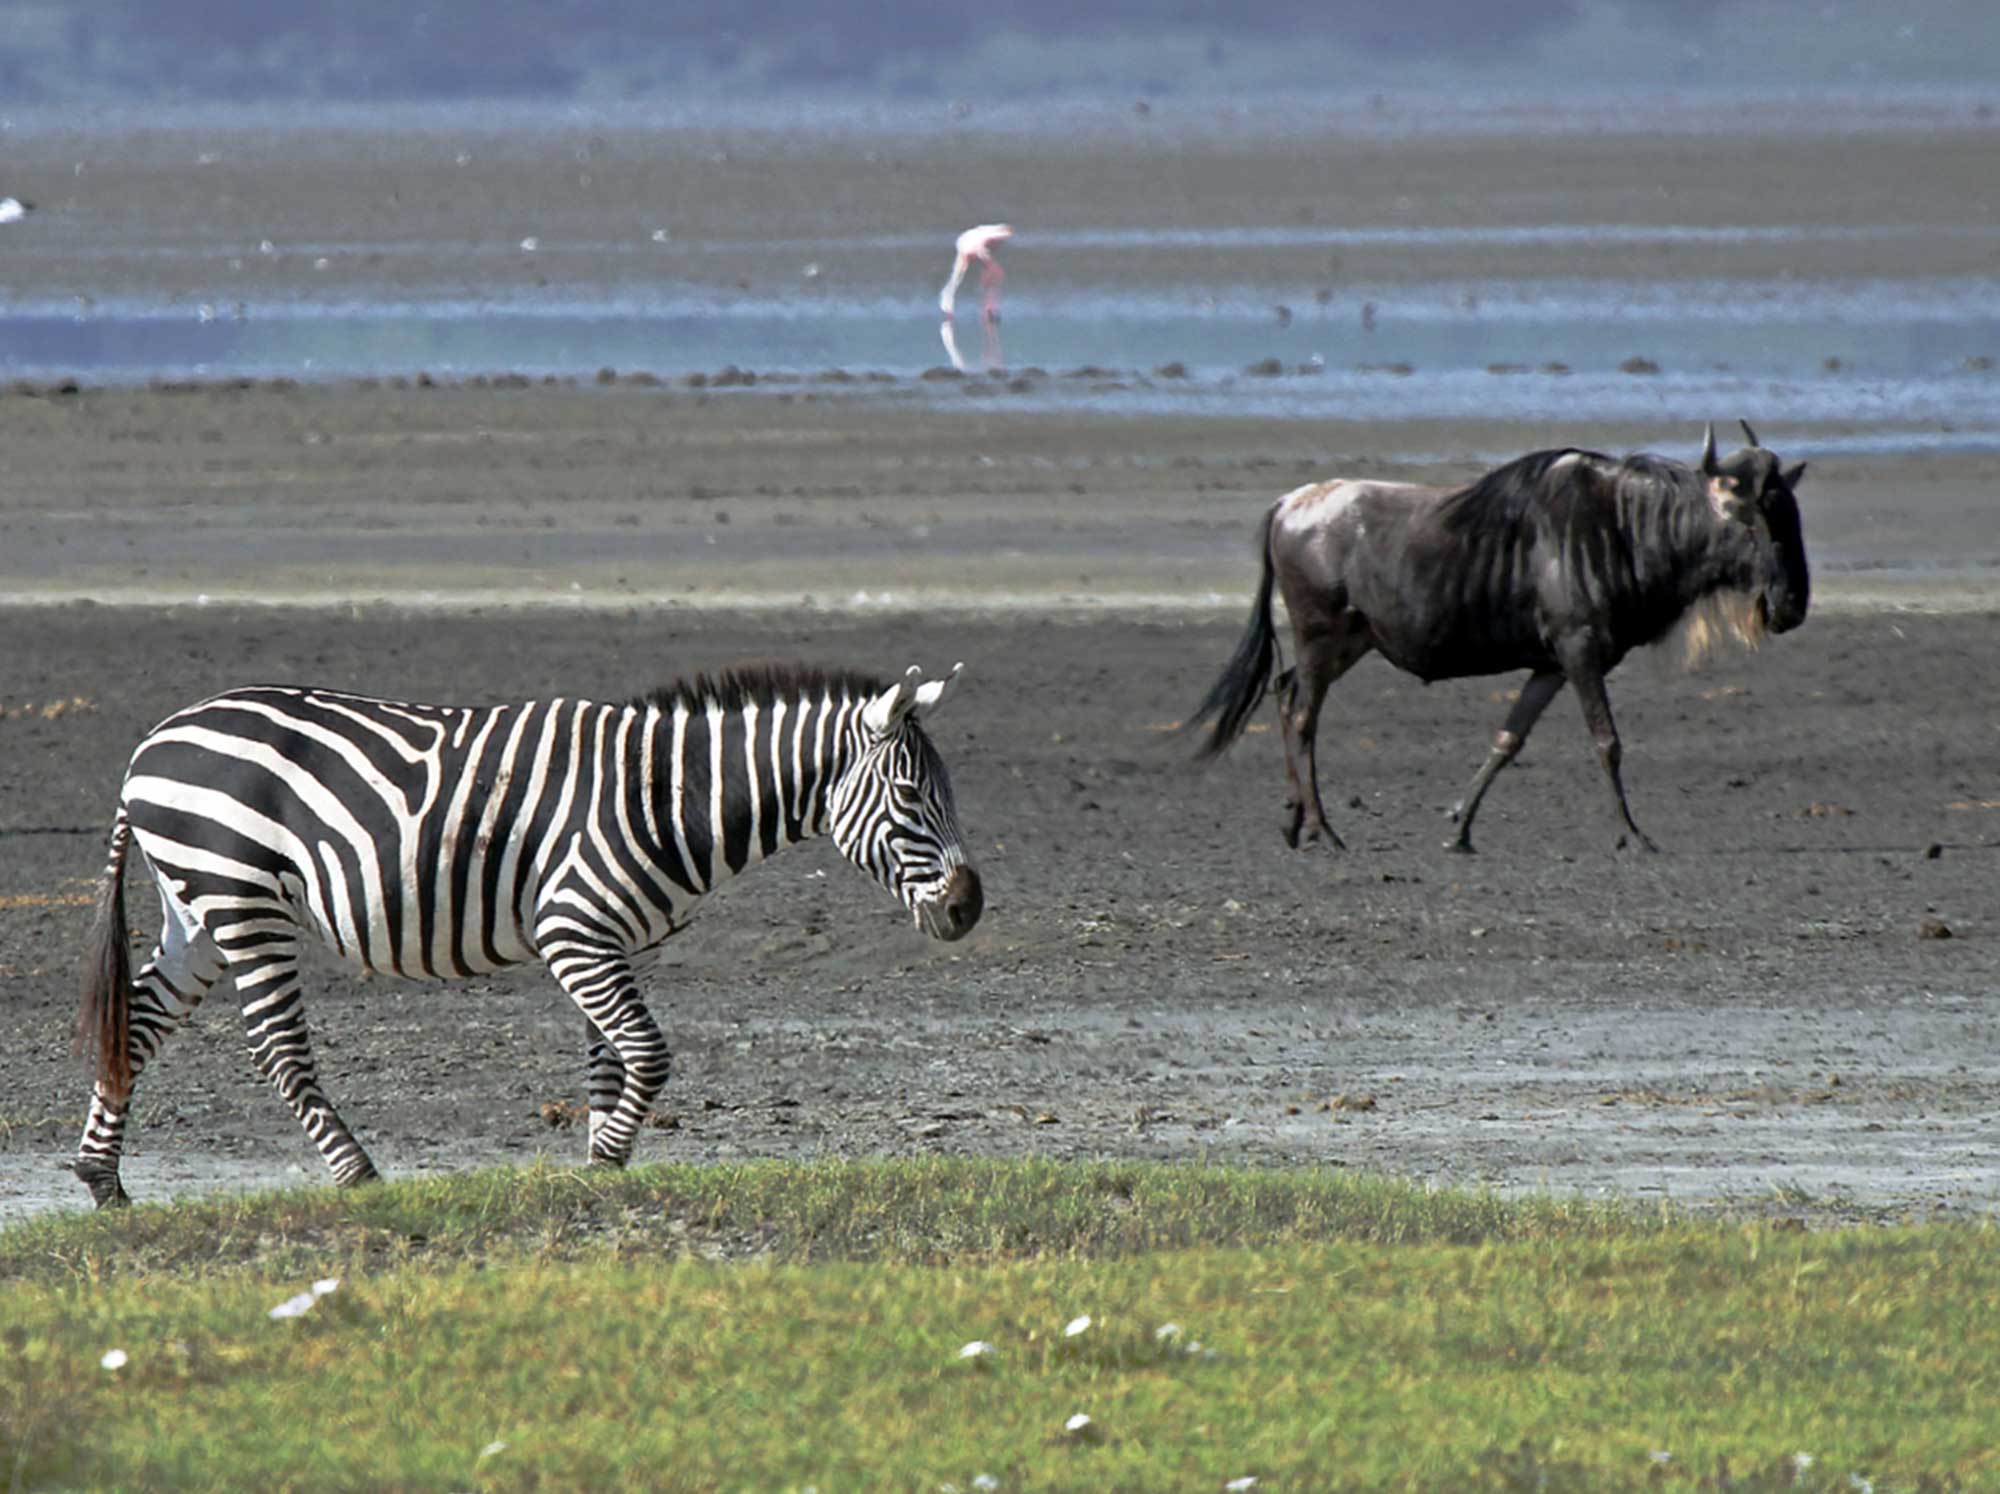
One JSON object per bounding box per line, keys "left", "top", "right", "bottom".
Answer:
{"left": 583, "top": 1016, "right": 627, "bottom": 1162}
{"left": 229, "top": 939, "right": 380, "bottom": 1187}
{"left": 549, "top": 949, "right": 671, "bottom": 1168}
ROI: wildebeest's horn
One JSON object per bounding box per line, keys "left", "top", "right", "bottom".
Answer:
{"left": 1700, "top": 422, "right": 1717, "bottom": 473}
{"left": 1738, "top": 418, "right": 1761, "bottom": 449}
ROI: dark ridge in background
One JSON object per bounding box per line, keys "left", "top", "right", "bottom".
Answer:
{"left": 2, "top": 0, "right": 1987, "bottom": 105}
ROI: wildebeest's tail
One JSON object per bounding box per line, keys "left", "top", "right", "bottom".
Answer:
{"left": 1188, "top": 505, "right": 1281, "bottom": 759}
{"left": 77, "top": 807, "right": 134, "bottom": 1098}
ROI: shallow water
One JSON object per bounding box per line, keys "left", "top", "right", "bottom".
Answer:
{"left": 7, "top": 276, "right": 1999, "bottom": 442}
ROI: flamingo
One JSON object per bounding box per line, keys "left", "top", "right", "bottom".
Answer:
{"left": 939, "top": 223, "right": 1012, "bottom": 322}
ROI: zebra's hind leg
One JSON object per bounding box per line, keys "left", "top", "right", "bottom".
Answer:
{"left": 73, "top": 894, "right": 227, "bottom": 1208}
{"left": 545, "top": 947, "right": 671, "bottom": 1168}
{"left": 223, "top": 931, "right": 381, "bottom": 1188}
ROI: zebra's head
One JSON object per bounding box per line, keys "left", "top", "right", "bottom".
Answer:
{"left": 827, "top": 664, "right": 983, "bottom": 942}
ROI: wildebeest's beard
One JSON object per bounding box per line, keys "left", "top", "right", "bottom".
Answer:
{"left": 1668, "top": 589, "right": 1767, "bottom": 672}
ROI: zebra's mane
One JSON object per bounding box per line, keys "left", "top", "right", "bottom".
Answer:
{"left": 631, "top": 662, "right": 888, "bottom": 715}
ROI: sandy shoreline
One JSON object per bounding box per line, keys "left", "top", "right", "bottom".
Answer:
{"left": 1, "top": 580, "right": 1995, "bottom": 614}
{"left": 7, "top": 117, "right": 1997, "bottom": 302}
{"left": 1, "top": 384, "right": 1995, "bottom": 611}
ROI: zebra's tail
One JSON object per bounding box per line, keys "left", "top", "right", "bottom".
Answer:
{"left": 77, "top": 808, "right": 134, "bottom": 1098}
{"left": 1187, "top": 503, "right": 1282, "bottom": 760}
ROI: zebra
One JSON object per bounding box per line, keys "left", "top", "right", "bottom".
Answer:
{"left": 71, "top": 661, "right": 982, "bottom": 1208}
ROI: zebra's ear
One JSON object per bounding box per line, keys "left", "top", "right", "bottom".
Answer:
{"left": 861, "top": 668, "right": 924, "bottom": 736}
{"left": 911, "top": 661, "right": 964, "bottom": 716}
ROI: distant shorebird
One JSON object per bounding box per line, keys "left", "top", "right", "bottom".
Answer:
{"left": 939, "top": 223, "right": 1012, "bottom": 322}
{"left": 0, "top": 197, "right": 34, "bottom": 225}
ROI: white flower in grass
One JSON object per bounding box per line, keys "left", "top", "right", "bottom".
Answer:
{"left": 269, "top": 1276, "right": 343, "bottom": 1320}
{"left": 1848, "top": 1477, "right": 1874, "bottom": 1494}
{"left": 1063, "top": 1314, "right": 1091, "bottom": 1338}
{"left": 268, "top": 1291, "right": 317, "bottom": 1320}
{"left": 1063, "top": 1412, "right": 1102, "bottom": 1444}
{"left": 99, "top": 1348, "right": 128, "bottom": 1371}
{"left": 957, "top": 1340, "right": 997, "bottom": 1364}
{"left": 1649, "top": 1450, "right": 1671, "bottom": 1465}
{"left": 1226, "top": 1479, "right": 1259, "bottom": 1492}
{"left": 479, "top": 1441, "right": 506, "bottom": 1459}
{"left": 1154, "top": 1322, "right": 1183, "bottom": 1342}
{"left": 1793, "top": 1453, "right": 1813, "bottom": 1473}
{"left": 971, "top": 1476, "right": 999, "bottom": 1492}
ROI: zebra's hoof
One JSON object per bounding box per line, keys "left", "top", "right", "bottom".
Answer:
{"left": 70, "top": 1160, "right": 131, "bottom": 1209}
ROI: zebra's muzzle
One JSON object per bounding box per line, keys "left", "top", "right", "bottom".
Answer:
{"left": 918, "top": 865, "right": 984, "bottom": 941}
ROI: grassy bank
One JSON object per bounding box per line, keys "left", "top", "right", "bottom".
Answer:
{"left": 3, "top": 1160, "right": 1993, "bottom": 1490}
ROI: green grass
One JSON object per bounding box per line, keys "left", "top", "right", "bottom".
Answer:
{"left": 2, "top": 1160, "right": 1994, "bottom": 1491}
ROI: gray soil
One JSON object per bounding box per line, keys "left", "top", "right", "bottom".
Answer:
{"left": 2, "top": 597, "right": 1994, "bottom": 1226}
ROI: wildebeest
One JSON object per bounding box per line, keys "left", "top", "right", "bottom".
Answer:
{"left": 1190, "top": 423, "right": 1810, "bottom": 852}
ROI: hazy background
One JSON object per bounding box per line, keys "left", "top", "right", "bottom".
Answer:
{"left": 2, "top": 0, "right": 1994, "bottom": 107}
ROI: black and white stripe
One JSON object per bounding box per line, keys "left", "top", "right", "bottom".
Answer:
{"left": 72, "top": 663, "right": 981, "bottom": 1207}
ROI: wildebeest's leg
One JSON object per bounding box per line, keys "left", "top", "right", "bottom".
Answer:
{"left": 230, "top": 932, "right": 383, "bottom": 1186}
{"left": 1447, "top": 669, "right": 1566, "bottom": 853}
{"left": 72, "top": 898, "right": 227, "bottom": 1208}
{"left": 1273, "top": 664, "right": 1317, "bottom": 849}
{"left": 545, "top": 945, "right": 672, "bottom": 1167}
{"left": 1566, "top": 667, "right": 1659, "bottom": 852}
{"left": 1280, "top": 614, "right": 1374, "bottom": 849}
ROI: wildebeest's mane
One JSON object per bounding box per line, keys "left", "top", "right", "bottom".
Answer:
{"left": 1435, "top": 448, "right": 1607, "bottom": 532}
{"left": 1438, "top": 447, "right": 1700, "bottom": 532}
{"left": 632, "top": 663, "right": 887, "bottom": 714}
{"left": 1608, "top": 451, "right": 1703, "bottom": 506}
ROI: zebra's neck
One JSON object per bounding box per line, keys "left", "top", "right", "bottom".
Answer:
{"left": 638, "top": 685, "right": 865, "bottom": 895}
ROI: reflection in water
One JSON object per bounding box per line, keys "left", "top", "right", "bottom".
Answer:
{"left": 3, "top": 280, "right": 1994, "bottom": 434}
{"left": 939, "top": 316, "right": 1004, "bottom": 373}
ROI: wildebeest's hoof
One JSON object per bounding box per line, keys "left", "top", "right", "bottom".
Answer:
{"left": 1444, "top": 836, "right": 1477, "bottom": 854}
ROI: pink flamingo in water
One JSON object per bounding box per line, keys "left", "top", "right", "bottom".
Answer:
{"left": 939, "top": 223, "right": 1013, "bottom": 323}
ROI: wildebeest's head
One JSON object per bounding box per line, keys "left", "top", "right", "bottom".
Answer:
{"left": 1699, "top": 419, "right": 1810, "bottom": 636}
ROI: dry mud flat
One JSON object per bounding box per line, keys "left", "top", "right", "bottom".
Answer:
{"left": 1, "top": 603, "right": 1994, "bottom": 1226}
